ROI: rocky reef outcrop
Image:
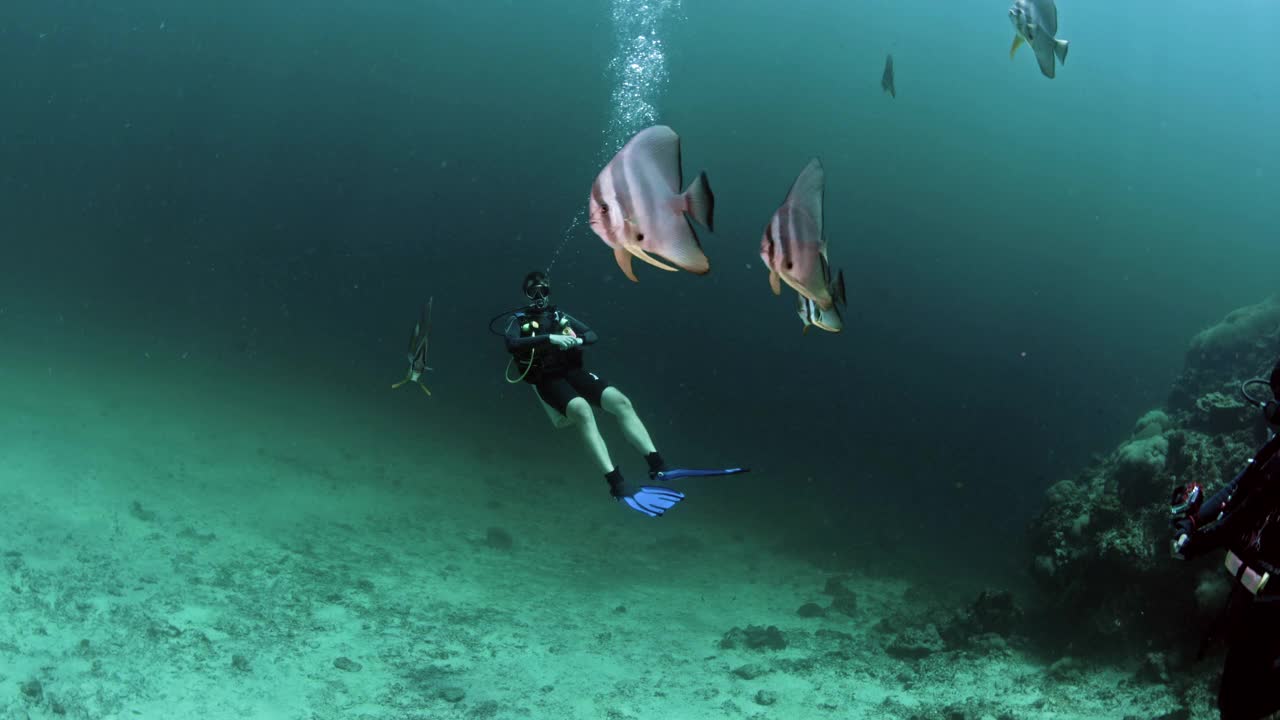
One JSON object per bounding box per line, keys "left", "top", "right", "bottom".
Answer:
{"left": 1027, "top": 296, "right": 1280, "bottom": 657}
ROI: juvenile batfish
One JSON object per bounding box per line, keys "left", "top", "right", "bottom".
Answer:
{"left": 1009, "top": 0, "right": 1069, "bottom": 79}
{"left": 391, "top": 297, "right": 433, "bottom": 396}
{"left": 588, "top": 126, "right": 715, "bottom": 282}
{"left": 796, "top": 269, "right": 848, "bottom": 334}
{"left": 760, "top": 158, "right": 835, "bottom": 309}
{"left": 881, "top": 54, "right": 896, "bottom": 98}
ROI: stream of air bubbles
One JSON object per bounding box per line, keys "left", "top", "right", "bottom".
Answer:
{"left": 545, "top": 0, "right": 683, "bottom": 275}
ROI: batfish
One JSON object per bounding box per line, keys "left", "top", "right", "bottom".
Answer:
{"left": 1009, "top": 0, "right": 1069, "bottom": 79}
{"left": 760, "top": 158, "right": 836, "bottom": 309}
{"left": 881, "top": 54, "right": 896, "bottom": 98}
{"left": 588, "top": 126, "right": 715, "bottom": 282}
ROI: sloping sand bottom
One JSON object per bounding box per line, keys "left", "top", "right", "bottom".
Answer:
{"left": 0, "top": 345, "right": 1195, "bottom": 719}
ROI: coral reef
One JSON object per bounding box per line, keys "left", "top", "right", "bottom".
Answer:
{"left": 1027, "top": 295, "right": 1280, "bottom": 656}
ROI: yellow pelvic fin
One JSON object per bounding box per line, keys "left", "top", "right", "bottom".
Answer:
{"left": 392, "top": 371, "right": 431, "bottom": 397}
{"left": 614, "top": 245, "right": 639, "bottom": 282}
{"left": 627, "top": 245, "right": 679, "bottom": 273}
{"left": 1010, "top": 34, "right": 1024, "bottom": 59}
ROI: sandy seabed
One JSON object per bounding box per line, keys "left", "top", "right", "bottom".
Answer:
{"left": 0, "top": 341, "right": 1193, "bottom": 720}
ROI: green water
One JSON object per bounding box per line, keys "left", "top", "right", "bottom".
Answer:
{"left": 0, "top": 1, "right": 1275, "bottom": 716}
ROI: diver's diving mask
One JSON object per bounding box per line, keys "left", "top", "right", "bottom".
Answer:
{"left": 523, "top": 271, "right": 551, "bottom": 308}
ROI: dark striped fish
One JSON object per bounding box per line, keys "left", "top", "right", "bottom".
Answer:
{"left": 588, "top": 126, "right": 715, "bottom": 282}
{"left": 759, "top": 157, "right": 835, "bottom": 309}
{"left": 796, "top": 269, "right": 847, "bottom": 334}
{"left": 391, "top": 297, "right": 433, "bottom": 396}
{"left": 881, "top": 54, "right": 896, "bottom": 98}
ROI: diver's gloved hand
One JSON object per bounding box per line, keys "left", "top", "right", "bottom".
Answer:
{"left": 1171, "top": 533, "right": 1191, "bottom": 559}
{"left": 605, "top": 468, "right": 684, "bottom": 517}
{"left": 1170, "top": 517, "right": 1196, "bottom": 559}
{"left": 548, "top": 334, "right": 582, "bottom": 349}
{"left": 1168, "top": 482, "right": 1203, "bottom": 560}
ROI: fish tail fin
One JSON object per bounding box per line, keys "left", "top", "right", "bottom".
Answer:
{"left": 662, "top": 217, "right": 711, "bottom": 274}
{"left": 1054, "top": 38, "right": 1069, "bottom": 64}
{"left": 683, "top": 171, "right": 714, "bottom": 231}
{"left": 833, "top": 270, "right": 848, "bottom": 308}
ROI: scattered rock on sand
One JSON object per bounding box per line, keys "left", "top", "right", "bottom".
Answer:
{"left": 754, "top": 690, "right": 778, "bottom": 706}
{"left": 796, "top": 602, "right": 827, "bottom": 618}
{"left": 885, "top": 623, "right": 945, "bottom": 660}
{"left": 821, "top": 576, "right": 858, "bottom": 616}
{"left": 731, "top": 663, "right": 768, "bottom": 680}
{"left": 439, "top": 686, "right": 466, "bottom": 703}
{"left": 720, "top": 625, "right": 788, "bottom": 651}
{"left": 333, "top": 656, "right": 362, "bottom": 672}
{"left": 485, "top": 527, "right": 514, "bottom": 550}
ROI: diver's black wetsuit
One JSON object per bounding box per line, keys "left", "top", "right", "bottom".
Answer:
{"left": 1177, "top": 432, "right": 1280, "bottom": 720}
{"left": 504, "top": 305, "right": 606, "bottom": 415}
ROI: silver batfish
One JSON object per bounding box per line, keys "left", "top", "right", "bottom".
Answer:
{"left": 760, "top": 158, "right": 836, "bottom": 309}
{"left": 881, "top": 54, "right": 896, "bottom": 99}
{"left": 589, "top": 126, "right": 715, "bottom": 282}
{"left": 1009, "top": 0, "right": 1069, "bottom": 79}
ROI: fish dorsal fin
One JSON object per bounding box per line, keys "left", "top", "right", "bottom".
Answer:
{"left": 406, "top": 324, "right": 419, "bottom": 353}
{"left": 784, "top": 158, "right": 824, "bottom": 235}
{"left": 1042, "top": 0, "right": 1058, "bottom": 36}
{"left": 628, "top": 125, "right": 682, "bottom": 193}
{"left": 412, "top": 297, "right": 433, "bottom": 365}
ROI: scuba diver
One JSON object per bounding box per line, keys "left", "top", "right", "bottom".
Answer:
{"left": 1171, "top": 356, "right": 1280, "bottom": 720}
{"left": 491, "top": 271, "right": 746, "bottom": 517}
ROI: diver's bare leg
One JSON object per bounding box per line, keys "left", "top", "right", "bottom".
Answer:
{"left": 600, "top": 387, "right": 657, "bottom": 455}
{"left": 565, "top": 397, "right": 614, "bottom": 474}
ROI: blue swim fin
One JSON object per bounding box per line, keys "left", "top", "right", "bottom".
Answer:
{"left": 653, "top": 467, "right": 750, "bottom": 482}
{"left": 620, "top": 486, "right": 685, "bottom": 517}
